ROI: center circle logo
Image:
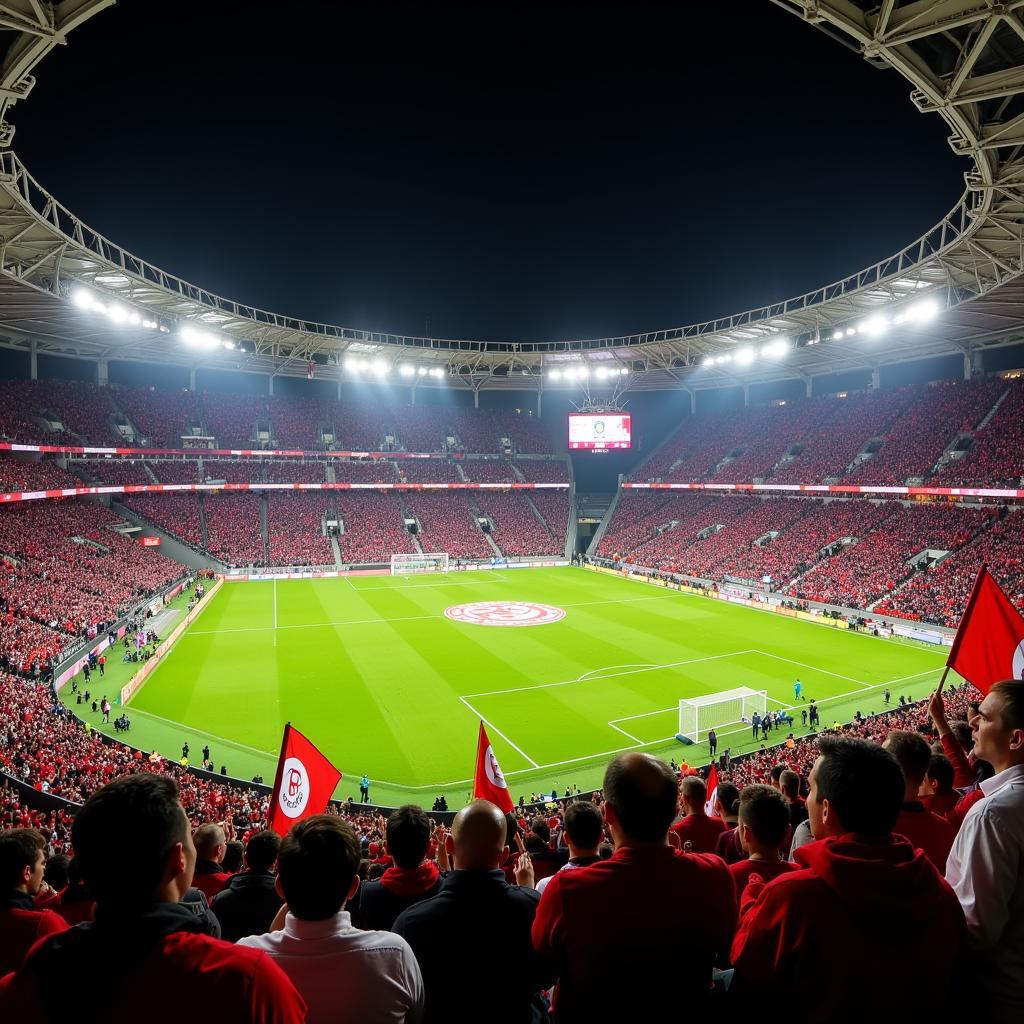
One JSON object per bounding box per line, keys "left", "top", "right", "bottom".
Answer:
{"left": 277, "top": 756, "right": 309, "bottom": 818}
{"left": 444, "top": 601, "right": 566, "bottom": 627}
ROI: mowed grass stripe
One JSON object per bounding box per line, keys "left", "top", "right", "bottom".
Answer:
{"left": 121, "top": 568, "right": 948, "bottom": 799}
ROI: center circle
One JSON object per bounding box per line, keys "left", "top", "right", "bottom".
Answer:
{"left": 444, "top": 601, "right": 566, "bottom": 627}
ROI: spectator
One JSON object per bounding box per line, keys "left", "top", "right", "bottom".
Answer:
{"left": 713, "top": 782, "right": 746, "bottom": 864}
{"left": 240, "top": 815, "right": 422, "bottom": 1024}
{"left": 211, "top": 830, "right": 283, "bottom": 943}
{"left": 883, "top": 729, "right": 956, "bottom": 871}
{"left": 670, "top": 775, "right": 727, "bottom": 853}
{"left": 393, "top": 800, "right": 549, "bottom": 1024}
{"left": 191, "top": 823, "right": 232, "bottom": 900}
{"left": 45, "top": 857, "right": 95, "bottom": 927}
{"left": 946, "top": 680, "right": 1024, "bottom": 1023}
{"left": 353, "top": 805, "right": 442, "bottom": 932}
{"left": 728, "top": 785, "right": 797, "bottom": 894}
{"left": 0, "top": 828, "right": 68, "bottom": 976}
{"left": 779, "top": 768, "right": 809, "bottom": 831}
{"left": 921, "top": 753, "right": 959, "bottom": 819}
{"left": 536, "top": 800, "right": 604, "bottom": 895}
{"left": 0, "top": 775, "right": 305, "bottom": 1022}
{"left": 532, "top": 753, "right": 736, "bottom": 1019}
{"left": 731, "top": 737, "right": 966, "bottom": 1020}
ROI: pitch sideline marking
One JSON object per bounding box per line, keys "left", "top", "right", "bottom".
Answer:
{"left": 457, "top": 695, "right": 540, "bottom": 768}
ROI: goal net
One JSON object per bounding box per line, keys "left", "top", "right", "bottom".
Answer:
{"left": 390, "top": 552, "right": 449, "bottom": 575}
{"left": 677, "top": 687, "right": 768, "bottom": 744}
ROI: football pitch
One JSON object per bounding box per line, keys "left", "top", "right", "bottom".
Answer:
{"left": 70, "top": 567, "right": 952, "bottom": 807}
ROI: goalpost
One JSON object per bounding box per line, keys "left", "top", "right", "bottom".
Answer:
{"left": 390, "top": 552, "right": 450, "bottom": 575}
{"left": 677, "top": 687, "right": 768, "bottom": 744}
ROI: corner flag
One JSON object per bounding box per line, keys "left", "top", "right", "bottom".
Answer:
{"left": 946, "top": 565, "right": 1024, "bottom": 695}
{"left": 473, "top": 722, "right": 514, "bottom": 813}
{"left": 267, "top": 723, "right": 343, "bottom": 836}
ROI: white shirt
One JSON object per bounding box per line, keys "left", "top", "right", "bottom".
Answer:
{"left": 239, "top": 910, "right": 423, "bottom": 1024}
{"left": 946, "top": 762, "right": 1024, "bottom": 1021}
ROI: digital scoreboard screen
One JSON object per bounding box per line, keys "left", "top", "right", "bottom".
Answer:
{"left": 568, "top": 413, "right": 632, "bottom": 450}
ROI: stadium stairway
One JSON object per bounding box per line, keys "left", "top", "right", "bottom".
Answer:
{"left": 585, "top": 490, "right": 619, "bottom": 556}
{"left": 259, "top": 494, "right": 270, "bottom": 564}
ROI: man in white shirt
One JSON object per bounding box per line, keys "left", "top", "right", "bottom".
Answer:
{"left": 946, "top": 679, "right": 1024, "bottom": 1023}
{"left": 240, "top": 815, "right": 423, "bottom": 1024}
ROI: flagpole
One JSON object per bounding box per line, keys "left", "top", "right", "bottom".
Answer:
{"left": 267, "top": 721, "right": 292, "bottom": 815}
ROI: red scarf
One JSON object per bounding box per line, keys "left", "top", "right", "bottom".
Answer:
{"left": 379, "top": 861, "right": 440, "bottom": 898}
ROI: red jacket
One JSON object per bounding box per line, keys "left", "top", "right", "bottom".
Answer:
{"left": 0, "top": 900, "right": 68, "bottom": 977}
{"left": 532, "top": 844, "right": 736, "bottom": 1018}
{"left": 191, "top": 860, "right": 232, "bottom": 901}
{"left": 730, "top": 834, "right": 966, "bottom": 1022}
{"left": 670, "top": 812, "right": 727, "bottom": 853}
{"left": 0, "top": 903, "right": 305, "bottom": 1024}
{"left": 892, "top": 802, "right": 956, "bottom": 872}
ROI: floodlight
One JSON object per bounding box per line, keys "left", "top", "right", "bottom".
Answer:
{"left": 399, "top": 364, "right": 415, "bottom": 377}
{"left": 832, "top": 330, "right": 843, "bottom": 341}
{"left": 549, "top": 369, "right": 562, "bottom": 380}
{"left": 620, "top": 367, "right": 629, "bottom": 375}
{"left": 223, "top": 340, "right": 235, "bottom": 350}
{"left": 845, "top": 328, "right": 856, "bottom": 337}
{"left": 595, "top": 367, "right": 609, "bottom": 380}
{"left": 907, "top": 299, "right": 938, "bottom": 322}
{"left": 371, "top": 359, "right": 388, "bottom": 376}
{"left": 344, "top": 357, "right": 360, "bottom": 372}
{"left": 860, "top": 316, "right": 889, "bottom": 336}
{"left": 704, "top": 357, "right": 715, "bottom": 367}
{"left": 735, "top": 347, "right": 755, "bottom": 365}
{"left": 716, "top": 355, "right": 732, "bottom": 365}
{"left": 417, "top": 366, "right": 427, "bottom": 376}
{"left": 72, "top": 288, "right": 92, "bottom": 309}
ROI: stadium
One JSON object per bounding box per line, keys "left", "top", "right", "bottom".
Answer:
{"left": 1, "top": 2, "right": 1023, "bottom": 1021}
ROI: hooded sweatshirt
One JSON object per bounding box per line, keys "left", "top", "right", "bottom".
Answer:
{"left": 730, "top": 834, "right": 967, "bottom": 1022}
{"left": 0, "top": 901, "right": 305, "bottom": 1024}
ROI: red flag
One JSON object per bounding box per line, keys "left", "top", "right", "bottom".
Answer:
{"left": 307, "top": 360, "right": 315, "bottom": 380}
{"left": 472, "top": 722, "right": 513, "bottom": 813}
{"left": 704, "top": 763, "right": 719, "bottom": 817}
{"left": 947, "top": 564, "right": 1024, "bottom": 696}
{"left": 267, "top": 723, "right": 343, "bottom": 836}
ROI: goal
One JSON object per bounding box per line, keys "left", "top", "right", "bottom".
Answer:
{"left": 390, "top": 552, "right": 449, "bottom": 575}
{"left": 677, "top": 687, "right": 768, "bottom": 744}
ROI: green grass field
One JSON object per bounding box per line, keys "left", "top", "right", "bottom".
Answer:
{"left": 63, "top": 567, "right": 952, "bottom": 807}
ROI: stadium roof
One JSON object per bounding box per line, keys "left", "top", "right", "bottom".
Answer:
{"left": 0, "top": 0, "right": 1023, "bottom": 394}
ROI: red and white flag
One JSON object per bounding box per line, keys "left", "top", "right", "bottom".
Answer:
{"left": 704, "top": 763, "right": 719, "bottom": 817}
{"left": 947, "top": 564, "right": 1024, "bottom": 696}
{"left": 267, "top": 723, "right": 343, "bottom": 836}
{"left": 307, "top": 360, "right": 315, "bottom": 380}
{"left": 473, "top": 721, "right": 513, "bottom": 813}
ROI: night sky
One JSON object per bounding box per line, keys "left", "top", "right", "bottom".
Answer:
{"left": 16, "top": 1, "right": 966, "bottom": 343}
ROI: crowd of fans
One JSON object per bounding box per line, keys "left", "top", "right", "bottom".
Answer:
{"left": 266, "top": 495, "right": 335, "bottom": 566}
{"left": 0, "top": 501, "right": 183, "bottom": 672}
{"left": 600, "top": 492, "right": 1021, "bottom": 627}
{"left": 403, "top": 493, "right": 493, "bottom": 560}
{"left": 474, "top": 493, "right": 561, "bottom": 557}
{"left": 1, "top": 676, "right": 1021, "bottom": 1021}
{"left": 335, "top": 493, "right": 416, "bottom": 564}
{"left": 0, "top": 457, "right": 80, "bottom": 493}
{"left": 939, "top": 380, "right": 1024, "bottom": 487}
{"left": 120, "top": 494, "right": 205, "bottom": 549}
{"left": 203, "top": 495, "right": 266, "bottom": 566}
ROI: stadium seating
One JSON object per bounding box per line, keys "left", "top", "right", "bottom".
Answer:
{"left": 72, "top": 459, "right": 151, "bottom": 486}
{"left": 0, "top": 456, "right": 80, "bottom": 492}
{"left": 199, "top": 393, "right": 266, "bottom": 448}
{"left": 116, "top": 385, "right": 198, "bottom": 447}
{"left": 121, "top": 493, "right": 204, "bottom": 548}
{"left": 403, "top": 492, "right": 492, "bottom": 559}
{"left": 203, "top": 494, "right": 266, "bottom": 565}
{"left": 398, "top": 458, "right": 464, "bottom": 482}
{"left": 473, "top": 492, "right": 560, "bottom": 556}
{"left": 335, "top": 492, "right": 415, "bottom": 564}
{"left": 530, "top": 489, "right": 571, "bottom": 547}
{"left": 786, "top": 503, "right": 992, "bottom": 608}
{"left": 333, "top": 460, "right": 400, "bottom": 483}
{"left": 459, "top": 459, "right": 516, "bottom": 482}
{"left": 0, "top": 500, "right": 182, "bottom": 670}
{"left": 266, "top": 493, "right": 335, "bottom": 566}
{"left": 147, "top": 461, "right": 200, "bottom": 484}
{"left": 938, "top": 379, "right": 1024, "bottom": 487}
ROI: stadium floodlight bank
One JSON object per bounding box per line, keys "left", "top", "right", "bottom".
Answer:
{"left": 391, "top": 552, "right": 450, "bottom": 575}
{"left": 677, "top": 686, "right": 768, "bottom": 744}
